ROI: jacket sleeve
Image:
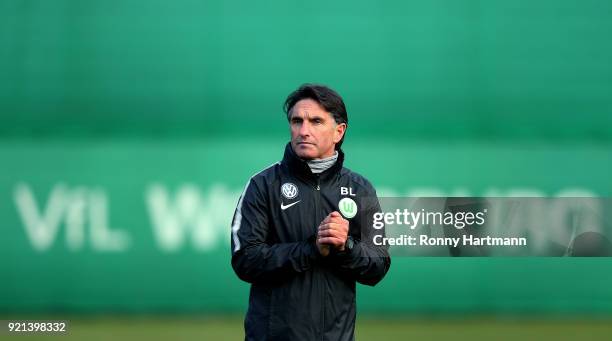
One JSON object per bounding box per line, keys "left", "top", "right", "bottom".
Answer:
{"left": 231, "top": 178, "right": 321, "bottom": 285}
{"left": 330, "top": 188, "right": 391, "bottom": 286}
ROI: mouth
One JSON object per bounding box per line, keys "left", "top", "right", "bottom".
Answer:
{"left": 297, "top": 142, "right": 314, "bottom": 146}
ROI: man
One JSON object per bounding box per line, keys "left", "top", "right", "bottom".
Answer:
{"left": 231, "top": 84, "right": 391, "bottom": 341}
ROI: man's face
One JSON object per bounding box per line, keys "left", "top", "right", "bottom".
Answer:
{"left": 289, "top": 98, "right": 346, "bottom": 160}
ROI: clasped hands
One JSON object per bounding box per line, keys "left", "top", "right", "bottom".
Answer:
{"left": 316, "top": 211, "right": 349, "bottom": 257}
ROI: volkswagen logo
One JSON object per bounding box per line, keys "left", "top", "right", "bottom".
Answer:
{"left": 281, "top": 183, "right": 299, "bottom": 199}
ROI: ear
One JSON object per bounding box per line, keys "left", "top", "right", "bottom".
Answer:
{"left": 333, "top": 123, "right": 347, "bottom": 144}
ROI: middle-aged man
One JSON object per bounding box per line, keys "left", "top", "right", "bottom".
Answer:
{"left": 231, "top": 84, "right": 391, "bottom": 341}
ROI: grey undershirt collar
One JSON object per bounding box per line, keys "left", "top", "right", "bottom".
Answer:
{"left": 306, "top": 151, "right": 339, "bottom": 174}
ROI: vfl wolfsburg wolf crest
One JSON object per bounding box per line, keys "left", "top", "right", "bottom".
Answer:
{"left": 339, "top": 198, "right": 357, "bottom": 218}
{"left": 281, "top": 183, "right": 299, "bottom": 199}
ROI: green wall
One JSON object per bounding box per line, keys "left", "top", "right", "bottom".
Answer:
{"left": 1, "top": 140, "right": 611, "bottom": 313}
{"left": 1, "top": 0, "right": 611, "bottom": 314}
{"left": 1, "top": 0, "right": 611, "bottom": 141}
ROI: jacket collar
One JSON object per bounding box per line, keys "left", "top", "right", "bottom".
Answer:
{"left": 281, "top": 142, "right": 345, "bottom": 183}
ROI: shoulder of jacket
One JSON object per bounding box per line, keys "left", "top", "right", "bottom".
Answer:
{"left": 246, "top": 162, "right": 281, "bottom": 188}
{"left": 340, "top": 167, "right": 377, "bottom": 194}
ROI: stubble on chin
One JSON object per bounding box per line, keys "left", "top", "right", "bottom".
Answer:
{"left": 294, "top": 144, "right": 316, "bottom": 160}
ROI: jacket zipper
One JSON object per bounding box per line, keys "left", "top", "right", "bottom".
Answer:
{"left": 313, "top": 175, "right": 325, "bottom": 341}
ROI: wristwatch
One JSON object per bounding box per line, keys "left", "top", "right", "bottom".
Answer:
{"left": 344, "top": 236, "right": 355, "bottom": 252}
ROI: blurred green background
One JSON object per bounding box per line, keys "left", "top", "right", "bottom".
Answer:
{"left": 1, "top": 0, "right": 612, "bottom": 339}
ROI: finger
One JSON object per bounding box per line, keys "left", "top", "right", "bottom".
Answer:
{"left": 321, "top": 222, "right": 349, "bottom": 233}
{"left": 329, "top": 213, "right": 347, "bottom": 221}
{"left": 318, "top": 228, "right": 347, "bottom": 239}
{"left": 328, "top": 217, "right": 348, "bottom": 227}
{"left": 319, "top": 223, "right": 342, "bottom": 232}
{"left": 317, "top": 237, "right": 345, "bottom": 246}
{"left": 318, "top": 230, "right": 331, "bottom": 238}
{"left": 318, "top": 229, "right": 342, "bottom": 238}
{"left": 327, "top": 215, "right": 341, "bottom": 222}
{"left": 316, "top": 240, "right": 330, "bottom": 249}
{"left": 319, "top": 222, "right": 343, "bottom": 231}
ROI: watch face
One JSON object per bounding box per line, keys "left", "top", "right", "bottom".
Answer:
{"left": 346, "top": 237, "right": 354, "bottom": 250}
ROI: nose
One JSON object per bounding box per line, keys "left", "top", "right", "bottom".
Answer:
{"left": 298, "top": 120, "right": 311, "bottom": 138}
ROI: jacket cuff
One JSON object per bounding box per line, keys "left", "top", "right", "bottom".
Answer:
{"left": 330, "top": 240, "right": 359, "bottom": 263}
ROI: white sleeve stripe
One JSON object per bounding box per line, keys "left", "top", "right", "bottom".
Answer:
{"left": 232, "top": 162, "right": 280, "bottom": 253}
{"left": 231, "top": 181, "right": 249, "bottom": 253}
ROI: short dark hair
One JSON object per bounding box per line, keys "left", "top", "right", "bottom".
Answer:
{"left": 283, "top": 83, "right": 348, "bottom": 149}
